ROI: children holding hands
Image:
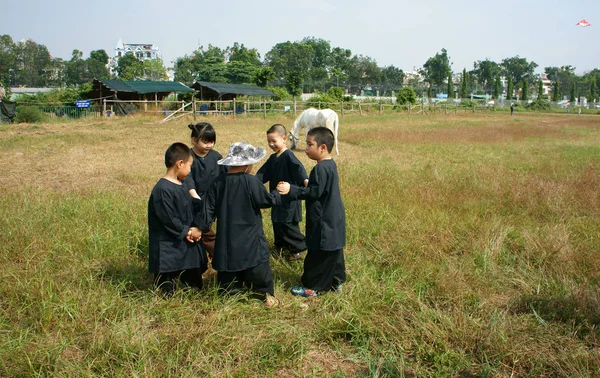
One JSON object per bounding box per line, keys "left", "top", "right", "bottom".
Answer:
{"left": 277, "top": 127, "right": 346, "bottom": 297}
{"left": 148, "top": 142, "right": 208, "bottom": 296}
{"left": 255, "top": 124, "right": 309, "bottom": 260}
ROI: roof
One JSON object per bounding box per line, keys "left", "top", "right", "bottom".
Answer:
{"left": 191, "top": 81, "right": 275, "bottom": 98}
{"left": 96, "top": 79, "right": 194, "bottom": 94}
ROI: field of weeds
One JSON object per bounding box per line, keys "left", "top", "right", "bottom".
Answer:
{"left": 1, "top": 112, "right": 599, "bottom": 376}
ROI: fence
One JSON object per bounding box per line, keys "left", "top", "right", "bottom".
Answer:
{"left": 16, "top": 97, "right": 600, "bottom": 121}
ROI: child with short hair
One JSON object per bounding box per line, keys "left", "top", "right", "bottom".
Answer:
{"left": 148, "top": 142, "right": 208, "bottom": 295}
{"left": 278, "top": 127, "right": 346, "bottom": 297}
{"left": 255, "top": 124, "right": 309, "bottom": 260}
{"left": 201, "top": 142, "right": 282, "bottom": 307}
{"left": 184, "top": 122, "right": 228, "bottom": 256}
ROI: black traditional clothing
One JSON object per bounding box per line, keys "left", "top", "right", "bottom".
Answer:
{"left": 183, "top": 149, "right": 228, "bottom": 198}
{"left": 148, "top": 178, "right": 208, "bottom": 292}
{"left": 202, "top": 172, "right": 281, "bottom": 274}
{"left": 255, "top": 149, "right": 308, "bottom": 253}
{"left": 287, "top": 159, "right": 346, "bottom": 292}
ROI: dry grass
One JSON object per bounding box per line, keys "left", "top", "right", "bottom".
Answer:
{"left": 1, "top": 112, "right": 600, "bottom": 376}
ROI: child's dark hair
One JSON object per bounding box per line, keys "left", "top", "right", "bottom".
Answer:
{"left": 308, "top": 127, "right": 334, "bottom": 153}
{"left": 266, "top": 124, "right": 287, "bottom": 136}
{"left": 165, "top": 142, "right": 192, "bottom": 168}
{"left": 188, "top": 122, "right": 216, "bottom": 143}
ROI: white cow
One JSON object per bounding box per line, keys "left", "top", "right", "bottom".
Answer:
{"left": 289, "top": 108, "right": 339, "bottom": 155}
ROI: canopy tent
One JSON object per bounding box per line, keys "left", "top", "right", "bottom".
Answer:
{"left": 91, "top": 79, "right": 195, "bottom": 102}
{"left": 190, "top": 81, "right": 275, "bottom": 101}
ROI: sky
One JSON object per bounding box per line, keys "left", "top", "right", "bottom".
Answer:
{"left": 4, "top": 0, "right": 600, "bottom": 76}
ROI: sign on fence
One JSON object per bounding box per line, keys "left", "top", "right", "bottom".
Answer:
{"left": 435, "top": 94, "right": 448, "bottom": 99}
{"left": 75, "top": 100, "right": 91, "bottom": 108}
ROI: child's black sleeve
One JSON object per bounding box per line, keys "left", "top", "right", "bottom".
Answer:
{"left": 152, "top": 189, "right": 190, "bottom": 240}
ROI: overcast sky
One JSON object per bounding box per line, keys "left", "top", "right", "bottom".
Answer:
{"left": 4, "top": 0, "right": 599, "bottom": 75}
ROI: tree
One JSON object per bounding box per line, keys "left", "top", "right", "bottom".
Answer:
{"left": 346, "top": 54, "right": 380, "bottom": 94}
{"left": 552, "top": 80, "right": 560, "bottom": 101}
{"left": 501, "top": 56, "right": 538, "bottom": 86}
{"left": 522, "top": 78, "right": 529, "bottom": 101}
{"left": 65, "top": 49, "right": 87, "bottom": 85}
{"left": 545, "top": 66, "right": 576, "bottom": 101}
{"left": 507, "top": 77, "right": 514, "bottom": 100}
{"left": 12, "top": 39, "right": 53, "bottom": 87}
{"left": 472, "top": 59, "right": 500, "bottom": 93}
{"left": 380, "top": 65, "right": 404, "bottom": 96}
{"left": 115, "top": 53, "right": 141, "bottom": 79}
{"left": 87, "top": 49, "right": 110, "bottom": 80}
{"left": 493, "top": 76, "right": 502, "bottom": 99}
{"left": 447, "top": 75, "right": 454, "bottom": 98}
{"left": 142, "top": 59, "right": 168, "bottom": 81}
{"left": 0, "top": 35, "right": 15, "bottom": 87}
{"left": 421, "top": 48, "right": 452, "bottom": 94}
{"left": 538, "top": 79, "right": 544, "bottom": 99}
{"left": 570, "top": 82, "right": 577, "bottom": 102}
{"left": 265, "top": 41, "right": 313, "bottom": 93}
{"left": 459, "top": 68, "right": 468, "bottom": 98}
{"left": 590, "top": 78, "right": 597, "bottom": 102}
{"left": 396, "top": 86, "right": 417, "bottom": 105}
{"left": 254, "top": 67, "right": 275, "bottom": 88}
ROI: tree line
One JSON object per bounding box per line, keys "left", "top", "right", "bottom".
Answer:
{"left": 0, "top": 34, "right": 598, "bottom": 102}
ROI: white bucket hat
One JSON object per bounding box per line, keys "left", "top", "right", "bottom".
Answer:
{"left": 217, "top": 142, "right": 266, "bottom": 166}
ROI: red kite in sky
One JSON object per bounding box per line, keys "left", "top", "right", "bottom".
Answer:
{"left": 576, "top": 19, "right": 591, "bottom": 27}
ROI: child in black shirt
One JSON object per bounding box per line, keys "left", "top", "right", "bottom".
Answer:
{"left": 255, "top": 124, "right": 308, "bottom": 260}
{"left": 278, "top": 127, "right": 346, "bottom": 297}
{"left": 201, "top": 142, "right": 282, "bottom": 307}
{"left": 148, "top": 143, "right": 208, "bottom": 295}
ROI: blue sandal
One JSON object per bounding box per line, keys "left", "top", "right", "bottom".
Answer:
{"left": 290, "top": 286, "right": 317, "bottom": 297}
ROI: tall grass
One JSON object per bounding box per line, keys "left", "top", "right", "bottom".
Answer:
{"left": 1, "top": 112, "right": 599, "bottom": 376}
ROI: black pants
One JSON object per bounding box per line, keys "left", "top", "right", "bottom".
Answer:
{"left": 154, "top": 267, "right": 204, "bottom": 295}
{"left": 217, "top": 260, "right": 274, "bottom": 297}
{"left": 273, "top": 222, "right": 306, "bottom": 254}
{"left": 301, "top": 248, "right": 346, "bottom": 292}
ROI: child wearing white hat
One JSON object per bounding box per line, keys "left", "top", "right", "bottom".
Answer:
{"left": 200, "top": 142, "right": 281, "bottom": 307}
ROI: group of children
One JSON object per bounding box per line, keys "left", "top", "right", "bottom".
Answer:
{"left": 147, "top": 121, "right": 346, "bottom": 306}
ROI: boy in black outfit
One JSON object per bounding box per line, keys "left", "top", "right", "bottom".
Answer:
{"left": 201, "top": 142, "right": 282, "bottom": 307}
{"left": 278, "top": 127, "right": 346, "bottom": 297}
{"left": 255, "top": 124, "right": 309, "bottom": 260}
{"left": 148, "top": 142, "right": 208, "bottom": 296}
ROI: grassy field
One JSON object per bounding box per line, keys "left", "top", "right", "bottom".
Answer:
{"left": 1, "top": 112, "right": 599, "bottom": 377}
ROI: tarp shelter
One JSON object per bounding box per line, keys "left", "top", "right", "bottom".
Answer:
{"left": 0, "top": 99, "right": 17, "bottom": 123}
{"left": 91, "top": 79, "right": 195, "bottom": 102}
{"left": 190, "top": 81, "right": 275, "bottom": 101}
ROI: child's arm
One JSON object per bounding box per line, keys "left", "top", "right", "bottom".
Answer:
{"left": 282, "top": 165, "right": 326, "bottom": 200}
{"left": 183, "top": 175, "right": 201, "bottom": 199}
{"left": 199, "top": 183, "right": 218, "bottom": 232}
{"left": 254, "top": 160, "right": 269, "bottom": 184}
{"left": 249, "top": 176, "right": 281, "bottom": 209}
{"left": 152, "top": 190, "right": 193, "bottom": 241}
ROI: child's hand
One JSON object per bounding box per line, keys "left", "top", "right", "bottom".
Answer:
{"left": 277, "top": 181, "right": 290, "bottom": 195}
{"left": 303, "top": 178, "right": 309, "bottom": 187}
{"left": 187, "top": 227, "right": 202, "bottom": 242}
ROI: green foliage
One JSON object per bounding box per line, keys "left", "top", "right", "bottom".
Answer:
{"left": 447, "top": 75, "right": 454, "bottom": 99}
{"left": 522, "top": 78, "right": 529, "bottom": 101}
{"left": 266, "top": 86, "right": 291, "bottom": 101}
{"left": 14, "top": 106, "right": 47, "bottom": 123}
{"left": 526, "top": 99, "right": 551, "bottom": 111}
{"left": 326, "top": 86, "right": 345, "bottom": 101}
{"left": 502, "top": 56, "right": 538, "bottom": 85}
{"left": 305, "top": 91, "right": 340, "bottom": 108}
{"left": 493, "top": 76, "right": 502, "bottom": 99}
{"left": 285, "top": 71, "right": 304, "bottom": 98}
{"left": 552, "top": 80, "right": 561, "bottom": 101}
{"left": 589, "top": 78, "right": 597, "bottom": 102}
{"left": 507, "top": 77, "right": 514, "bottom": 100}
{"left": 254, "top": 67, "right": 275, "bottom": 88}
{"left": 538, "top": 79, "right": 544, "bottom": 99}
{"left": 570, "top": 82, "right": 577, "bottom": 102}
{"left": 396, "top": 86, "right": 417, "bottom": 105}
{"left": 460, "top": 69, "right": 468, "bottom": 98}
{"left": 472, "top": 59, "right": 501, "bottom": 92}
{"left": 421, "top": 48, "right": 452, "bottom": 91}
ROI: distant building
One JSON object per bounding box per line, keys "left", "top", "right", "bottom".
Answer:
{"left": 108, "top": 39, "right": 162, "bottom": 76}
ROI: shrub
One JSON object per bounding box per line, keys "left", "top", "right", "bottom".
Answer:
{"left": 526, "top": 99, "right": 551, "bottom": 111}
{"left": 396, "top": 87, "right": 417, "bottom": 105}
{"left": 306, "top": 92, "right": 339, "bottom": 108}
{"left": 15, "top": 106, "right": 47, "bottom": 123}
{"left": 326, "top": 86, "right": 345, "bottom": 102}
{"left": 266, "top": 86, "right": 291, "bottom": 101}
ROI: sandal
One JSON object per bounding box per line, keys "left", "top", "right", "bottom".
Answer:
{"left": 290, "top": 286, "right": 317, "bottom": 297}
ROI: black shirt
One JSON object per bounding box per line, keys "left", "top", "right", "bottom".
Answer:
{"left": 255, "top": 149, "right": 308, "bottom": 223}
{"left": 202, "top": 172, "right": 281, "bottom": 272}
{"left": 183, "top": 149, "right": 228, "bottom": 198}
{"left": 288, "top": 159, "right": 346, "bottom": 251}
{"left": 148, "top": 178, "right": 206, "bottom": 273}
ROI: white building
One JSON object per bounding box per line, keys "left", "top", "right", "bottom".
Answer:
{"left": 108, "top": 39, "right": 162, "bottom": 76}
